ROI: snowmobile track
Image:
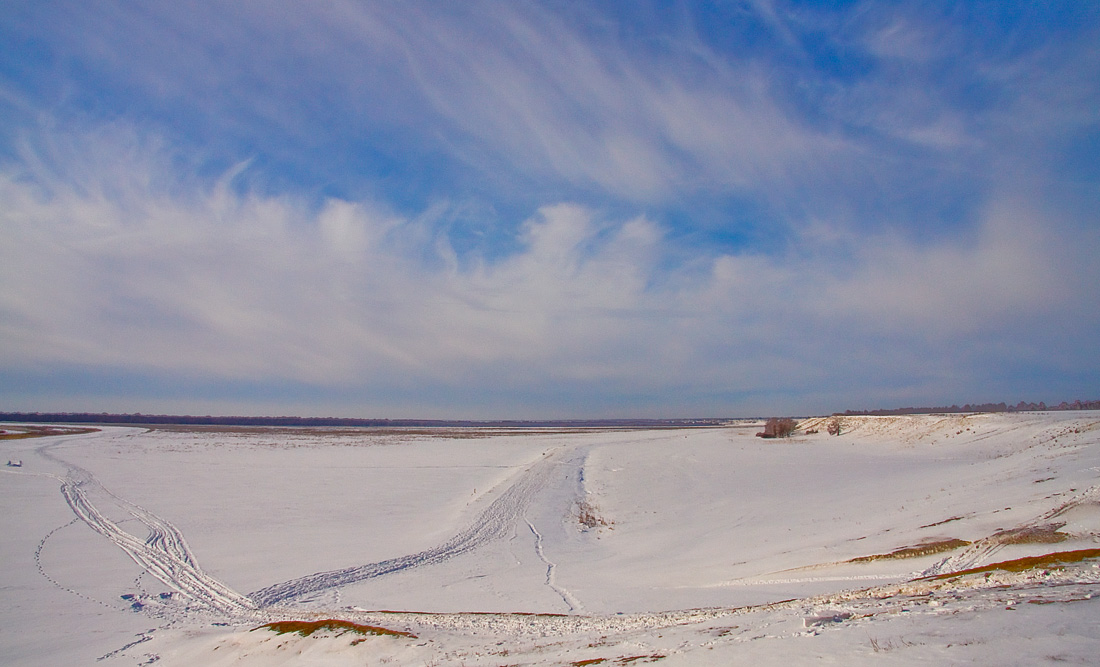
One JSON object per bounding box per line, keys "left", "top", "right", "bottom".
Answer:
{"left": 249, "top": 444, "right": 579, "bottom": 607}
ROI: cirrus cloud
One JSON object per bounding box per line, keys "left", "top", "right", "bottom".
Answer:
{"left": 1, "top": 1, "right": 1097, "bottom": 416}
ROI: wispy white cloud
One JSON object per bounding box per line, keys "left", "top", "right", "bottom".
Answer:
{"left": 1, "top": 2, "right": 1097, "bottom": 415}
{"left": 384, "top": 2, "right": 851, "bottom": 203}
{"left": 1, "top": 124, "right": 1094, "bottom": 415}
{"left": 2, "top": 2, "right": 853, "bottom": 207}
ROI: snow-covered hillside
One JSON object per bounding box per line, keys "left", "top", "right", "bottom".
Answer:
{"left": 2, "top": 413, "right": 1098, "bottom": 665}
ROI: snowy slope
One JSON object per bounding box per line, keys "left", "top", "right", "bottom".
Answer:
{"left": 1, "top": 412, "right": 1098, "bottom": 665}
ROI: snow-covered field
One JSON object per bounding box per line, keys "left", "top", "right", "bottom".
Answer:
{"left": 2, "top": 412, "right": 1099, "bottom": 665}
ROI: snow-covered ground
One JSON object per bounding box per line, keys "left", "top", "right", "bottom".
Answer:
{"left": 2, "top": 413, "right": 1099, "bottom": 665}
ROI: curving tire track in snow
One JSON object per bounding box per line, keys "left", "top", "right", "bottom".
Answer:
{"left": 38, "top": 438, "right": 258, "bottom": 616}
{"left": 250, "top": 445, "right": 581, "bottom": 607}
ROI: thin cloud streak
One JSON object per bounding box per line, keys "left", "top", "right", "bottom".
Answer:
{"left": 1, "top": 125, "right": 1094, "bottom": 416}
{"left": 0, "top": 2, "right": 1097, "bottom": 416}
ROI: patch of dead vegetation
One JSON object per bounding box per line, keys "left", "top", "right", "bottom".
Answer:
{"left": 849, "top": 538, "right": 972, "bottom": 563}
{"left": 990, "top": 523, "right": 1070, "bottom": 545}
{"left": 0, "top": 425, "right": 99, "bottom": 440}
{"left": 572, "top": 656, "right": 667, "bottom": 665}
{"left": 577, "top": 499, "right": 613, "bottom": 530}
{"left": 255, "top": 619, "right": 416, "bottom": 640}
{"left": 919, "top": 515, "right": 966, "bottom": 529}
{"left": 932, "top": 548, "right": 1100, "bottom": 579}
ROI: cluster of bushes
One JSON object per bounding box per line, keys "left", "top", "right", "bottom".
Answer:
{"left": 756, "top": 417, "right": 797, "bottom": 438}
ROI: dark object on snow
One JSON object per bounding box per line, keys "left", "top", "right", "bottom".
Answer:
{"left": 756, "top": 418, "right": 797, "bottom": 438}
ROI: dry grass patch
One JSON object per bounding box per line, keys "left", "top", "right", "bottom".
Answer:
{"left": 919, "top": 515, "right": 965, "bottom": 529}
{"left": 577, "top": 499, "right": 613, "bottom": 530}
{"left": 932, "top": 548, "right": 1100, "bottom": 579}
{"left": 573, "top": 657, "right": 666, "bottom": 665}
{"left": 991, "top": 523, "right": 1070, "bottom": 545}
{"left": 849, "top": 538, "right": 971, "bottom": 563}
{"left": 0, "top": 425, "right": 99, "bottom": 440}
{"left": 255, "top": 619, "right": 416, "bottom": 640}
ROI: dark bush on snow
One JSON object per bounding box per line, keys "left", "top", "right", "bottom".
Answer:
{"left": 757, "top": 417, "right": 797, "bottom": 438}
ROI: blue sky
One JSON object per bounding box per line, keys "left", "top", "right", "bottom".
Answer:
{"left": 1, "top": 1, "right": 1098, "bottom": 418}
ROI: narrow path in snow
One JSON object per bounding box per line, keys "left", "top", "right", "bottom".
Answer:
{"left": 249, "top": 443, "right": 584, "bottom": 607}
{"left": 526, "top": 518, "right": 583, "bottom": 612}
{"left": 37, "top": 438, "right": 259, "bottom": 616}
{"left": 25, "top": 430, "right": 595, "bottom": 615}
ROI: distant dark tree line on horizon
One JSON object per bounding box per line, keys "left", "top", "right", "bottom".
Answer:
{"left": 841, "top": 399, "right": 1100, "bottom": 416}
{"left": 0, "top": 412, "right": 729, "bottom": 428}
{"left": 2, "top": 399, "right": 1097, "bottom": 429}
{"left": 0, "top": 413, "right": 447, "bottom": 427}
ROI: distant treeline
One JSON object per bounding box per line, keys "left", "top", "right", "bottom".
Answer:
{"left": 0, "top": 412, "right": 730, "bottom": 428}
{"left": 842, "top": 399, "right": 1100, "bottom": 416}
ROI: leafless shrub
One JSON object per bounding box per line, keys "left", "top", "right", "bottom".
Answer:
{"left": 756, "top": 418, "right": 797, "bottom": 438}
{"left": 577, "top": 499, "right": 612, "bottom": 530}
